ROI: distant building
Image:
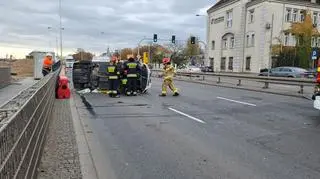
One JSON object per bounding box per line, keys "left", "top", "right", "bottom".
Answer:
{"left": 207, "top": 0, "right": 320, "bottom": 73}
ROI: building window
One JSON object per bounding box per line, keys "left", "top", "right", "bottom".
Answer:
{"left": 226, "top": 10, "right": 233, "bottom": 28}
{"left": 284, "top": 33, "right": 289, "bottom": 46}
{"left": 300, "top": 10, "right": 305, "bottom": 22}
{"left": 228, "top": 57, "right": 233, "bottom": 70}
{"left": 313, "top": 12, "right": 318, "bottom": 26}
{"left": 318, "top": 38, "right": 320, "bottom": 47}
{"left": 222, "top": 38, "right": 227, "bottom": 49}
{"left": 312, "top": 37, "right": 317, "bottom": 47}
{"left": 230, "top": 37, "right": 235, "bottom": 48}
{"left": 246, "top": 35, "right": 250, "bottom": 47}
{"left": 292, "top": 34, "right": 296, "bottom": 46}
{"left": 211, "top": 41, "right": 215, "bottom": 50}
{"left": 251, "top": 34, "right": 255, "bottom": 46}
{"left": 249, "top": 9, "right": 254, "bottom": 23}
{"left": 209, "top": 58, "right": 214, "bottom": 67}
{"left": 285, "top": 8, "right": 292, "bottom": 22}
{"left": 293, "top": 9, "right": 298, "bottom": 22}
{"left": 246, "top": 57, "right": 251, "bottom": 71}
{"left": 221, "top": 57, "right": 226, "bottom": 70}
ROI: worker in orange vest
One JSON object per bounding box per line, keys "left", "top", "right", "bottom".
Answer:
{"left": 42, "top": 53, "right": 54, "bottom": 76}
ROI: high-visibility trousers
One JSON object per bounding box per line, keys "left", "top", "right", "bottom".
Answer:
{"left": 108, "top": 79, "right": 119, "bottom": 95}
{"left": 127, "top": 77, "right": 138, "bottom": 95}
{"left": 161, "top": 78, "right": 178, "bottom": 94}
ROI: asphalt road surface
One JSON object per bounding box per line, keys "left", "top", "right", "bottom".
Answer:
{"left": 75, "top": 78, "right": 320, "bottom": 179}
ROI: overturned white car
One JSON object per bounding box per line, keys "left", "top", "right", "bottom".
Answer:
{"left": 72, "top": 59, "right": 152, "bottom": 94}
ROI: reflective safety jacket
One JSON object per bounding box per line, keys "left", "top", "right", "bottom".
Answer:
{"left": 124, "top": 61, "right": 141, "bottom": 78}
{"left": 107, "top": 64, "right": 120, "bottom": 79}
{"left": 43, "top": 57, "right": 53, "bottom": 69}
{"left": 163, "top": 65, "right": 176, "bottom": 80}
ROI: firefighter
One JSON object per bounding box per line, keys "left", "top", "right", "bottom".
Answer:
{"left": 107, "top": 57, "right": 120, "bottom": 98}
{"left": 42, "top": 53, "right": 54, "bottom": 77}
{"left": 124, "top": 57, "right": 141, "bottom": 96}
{"left": 117, "top": 60, "right": 127, "bottom": 94}
{"left": 160, "top": 58, "right": 179, "bottom": 97}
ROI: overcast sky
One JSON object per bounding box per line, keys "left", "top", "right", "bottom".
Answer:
{"left": 0, "top": 0, "right": 215, "bottom": 58}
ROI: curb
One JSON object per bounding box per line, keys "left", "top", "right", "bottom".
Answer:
{"left": 69, "top": 93, "right": 99, "bottom": 179}
{"left": 69, "top": 90, "right": 118, "bottom": 179}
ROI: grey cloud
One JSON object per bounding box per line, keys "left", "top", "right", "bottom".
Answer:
{"left": 0, "top": 0, "right": 214, "bottom": 54}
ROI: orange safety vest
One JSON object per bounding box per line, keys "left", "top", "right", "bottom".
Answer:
{"left": 43, "top": 57, "right": 53, "bottom": 69}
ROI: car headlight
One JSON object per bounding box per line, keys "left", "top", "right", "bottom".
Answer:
{"left": 315, "top": 84, "right": 320, "bottom": 93}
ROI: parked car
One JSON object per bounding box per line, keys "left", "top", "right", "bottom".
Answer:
{"left": 258, "top": 67, "right": 310, "bottom": 78}
{"left": 177, "top": 66, "right": 201, "bottom": 73}
{"left": 201, "top": 66, "right": 214, "bottom": 72}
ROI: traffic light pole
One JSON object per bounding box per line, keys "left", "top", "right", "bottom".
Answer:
{"left": 198, "top": 40, "right": 208, "bottom": 66}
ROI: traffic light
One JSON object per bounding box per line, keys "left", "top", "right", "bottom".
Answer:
{"left": 153, "top": 34, "right": 158, "bottom": 42}
{"left": 190, "top": 36, "right": 196, "bottom": 44}
{"left": 172, "top": 35, "right": 176, "bottom": 44}
{"left": 143, "top": 52, "right": 149, "bottom": 64}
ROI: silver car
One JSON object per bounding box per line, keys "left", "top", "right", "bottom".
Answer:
{"left": 259, "top": 67, "right": 309, "bottom": 78}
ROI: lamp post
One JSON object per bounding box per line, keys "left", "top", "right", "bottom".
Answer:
{"left": 48, "top": 27, "right": 60, "bottom": 56}
{"left": 59, "top": 0, "right": 63, "bottom": 59}
{"left": 196, "top": 14, "right": 209, "bottom": 66}
{"left": 267, "top": 14, "right": 274, "bottom": 78}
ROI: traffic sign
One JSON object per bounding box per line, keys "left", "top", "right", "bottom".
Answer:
{"left": 312, "top": 49, "right": 318, "bottom": 60}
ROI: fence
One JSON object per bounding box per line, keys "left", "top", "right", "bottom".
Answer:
{"left": 151, "top": 70, "right": 315, "bottom": 95}
{"left": 0, "top": 64, "right": 60, "bottom": 179}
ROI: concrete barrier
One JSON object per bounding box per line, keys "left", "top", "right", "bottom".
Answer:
{"left": 0, "top": 67, "right": 11, "bottom": 88}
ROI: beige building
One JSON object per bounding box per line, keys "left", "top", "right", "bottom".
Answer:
{"left": 207, "top": 0, "right": 320, "bottom": 73}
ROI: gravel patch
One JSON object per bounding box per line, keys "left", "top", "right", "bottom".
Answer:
{"left": 37, "top": 100, "right": 82, "bottom": 179}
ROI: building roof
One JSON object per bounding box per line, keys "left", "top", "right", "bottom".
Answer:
{"left": 247, "top": 0, "right": 320, "bottom": 8}
{"left": 207, "top": 0, "right": 237, "bottom": 13}
{"left": 208, "top": 0, "right": 320, "bottom": 13}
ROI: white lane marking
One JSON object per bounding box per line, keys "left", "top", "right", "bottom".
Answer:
{"left": 168, "top": 107, "right": 206, "bottom": 124}
{"left": 216, "top": 97, "right": 257, "bottom": 107}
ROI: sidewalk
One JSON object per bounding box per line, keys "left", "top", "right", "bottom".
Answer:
{"left": 37, "top": 99, "right": 82, "bottom": 179}
{"left": 0, "top": 77, "right": 36, "bottom": 106}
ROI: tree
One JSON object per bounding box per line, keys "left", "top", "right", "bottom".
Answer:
{"left": 120, "top": 48, "right": 134, "bottom": 60}
{"left": 72, "top": 49, "right": 94, "bottom": 61}
{"left": 284, "top": 11, "right": 320, "bottom": 68}
{"left": 184, "top": 36, "right": 200, "bottom": 57}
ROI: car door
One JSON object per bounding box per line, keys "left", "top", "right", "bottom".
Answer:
{"left": 271, "top": 67, "right": 281, "bottom": 76}
{"left": 279, "top": 67, "right": 291, "bottom": 77}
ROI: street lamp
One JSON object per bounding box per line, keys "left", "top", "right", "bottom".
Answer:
{"left": 195, "top": 14, "right": 209, "bottom": 66}
{"left": 59, "top": 0, "right": 63, "bottom": 59}
{"left": 48, "top": 26, "right": 63, "bottom": 58}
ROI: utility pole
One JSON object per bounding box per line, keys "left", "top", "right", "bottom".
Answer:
{"left": 59, "top": 0, "right": 63, "bottom": 59}
{"left": 268, "top": 14, "right": 274, "bottom": 78}
{"left": 148, "top": 43, "right": 151, "bottom": 63}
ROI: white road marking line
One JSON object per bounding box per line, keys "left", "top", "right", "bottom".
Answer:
{"left": 216, "top": 97, "right": 257, "bottom": 107}
{"left": 168, "top": 107, "right": 206, "bottom": 124}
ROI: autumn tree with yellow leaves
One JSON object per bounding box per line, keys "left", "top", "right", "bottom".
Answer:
{"left": 284, "top": 10, "right": 320, "bottom": 68}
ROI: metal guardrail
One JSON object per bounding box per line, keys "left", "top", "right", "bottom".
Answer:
{"left": 151, "top": 70, "right": 315, "bottom": 94}
{"left": 0, "top": 64, "right": 60, "bottom": 179}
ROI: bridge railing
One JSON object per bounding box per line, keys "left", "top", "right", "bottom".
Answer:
{"left": 151, "top": 70, "right": 315, "bottom": 95}
{"left": 0, "top": 63, "right": 60, "bottom": 179}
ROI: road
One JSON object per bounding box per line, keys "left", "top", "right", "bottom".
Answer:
{"left": 74, "top": 78, "right": 320, "bottom": 179}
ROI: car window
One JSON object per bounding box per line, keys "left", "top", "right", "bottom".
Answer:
{"left": 272, "top": 68, "right": 281, "bottom": 72}
{"left": 281, "top": 68, "right": 292, "bottom": 72}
